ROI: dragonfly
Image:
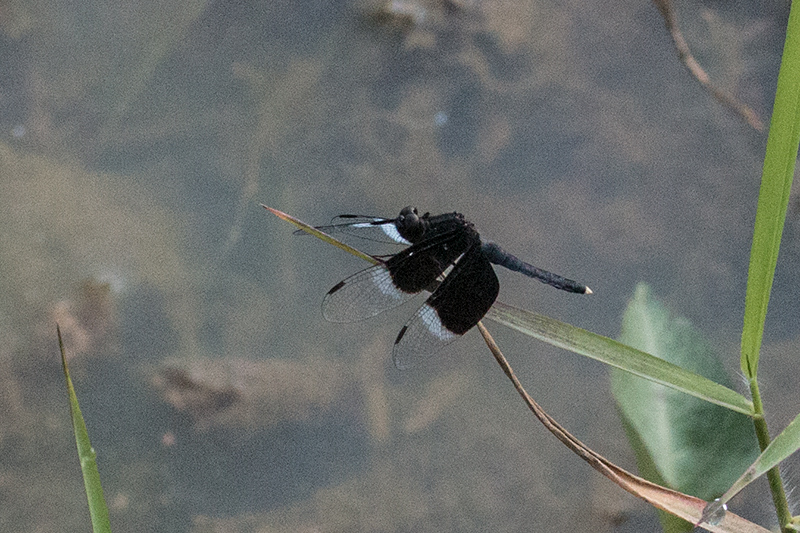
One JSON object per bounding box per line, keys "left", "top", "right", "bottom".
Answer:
{"left": 308, "top": 206, "right": 591, "bottom": 369}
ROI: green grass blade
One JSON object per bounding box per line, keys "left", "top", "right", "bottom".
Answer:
{"left": 485, "top": 303, "right": 754, "bottom": 416}
{"left": 740, "top": 1, "right": 800, "bottom": 379}
{"left": 711, "top": 411, "right": 800, "bottom": 511}
{"left": 58, "top": 326, "right": 113, "bottom": 533}
{"left": 262, "top": 205, "right": 380, "bottom": 265}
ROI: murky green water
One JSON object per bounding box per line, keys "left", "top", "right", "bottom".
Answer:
{"left": 0, "top": 0, "right": 794, "bottom": 531}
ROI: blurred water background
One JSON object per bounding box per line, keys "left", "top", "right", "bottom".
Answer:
{"left": 1, "top": 0, "right": 797, "bottom": 531}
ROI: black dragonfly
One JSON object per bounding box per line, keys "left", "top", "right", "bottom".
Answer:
{"left": 312, "top": 206, "right": 591, "bottom": 369}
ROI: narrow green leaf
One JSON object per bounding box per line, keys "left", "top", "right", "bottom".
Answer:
{"left": 262, "top": 205, "right": 380, "bottom": 265}
{"left": 741, "top": 1, "right": 800, "bottom": 379}
{"left": 712, "top": 411, "right": 800, "bottom": 510}
{"left": 611, "top": 285, "right": 758, "bottom": 503}
{"left": 485, "top": 302, "right": 754, "bottom": 416}
{"left": 58, "top": 326, "right": 113, "bottom": 533}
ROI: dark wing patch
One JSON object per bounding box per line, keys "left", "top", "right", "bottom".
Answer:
{"left": 392, "top": 246, "right": 499, "bottom": 369}
{"left": 386, "top": 226, "right": 472, "bottom": 294}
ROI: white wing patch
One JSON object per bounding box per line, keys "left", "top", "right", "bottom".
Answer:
{"left": 392, "top": 304, "right": 459, "bottom": 370}
{"left": 419, "top": 304, "right": 457, "bottom": 341}
{"left": 379, "top": 223, "right": 411, "bottom": 245}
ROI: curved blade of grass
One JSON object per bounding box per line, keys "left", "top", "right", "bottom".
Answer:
{"left": 485, "top": 302, "right": 753, "bottom": 416}
{"left": 57, "top": 325, "right": 112, "bottom": 533}
{"left": 704, "top": 410, "right": 800, "bottom": 518}
{"left": 477, "top": 323, "right": 770, "bottom": 533}
{"left": 741, "top": 1, "right": 800, "bottom": 379}
{"left": 262, "top": 205, "right": 380, "bottom": 266}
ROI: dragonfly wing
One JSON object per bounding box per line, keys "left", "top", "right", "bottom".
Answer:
{"left": 297, "top": 216, "right": 410, "bottom": 245}
{"left": 322, "top": 227, "right": 467, "bottom": 322}
{"left": 322, "top": 264, "right": 418, "bottom": 322}
{"left": 392, "top": 246, "right": 499, "bottom": 369}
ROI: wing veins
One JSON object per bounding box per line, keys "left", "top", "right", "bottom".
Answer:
{"left": 321, "top": 226, "right": 468, "bottom": 324}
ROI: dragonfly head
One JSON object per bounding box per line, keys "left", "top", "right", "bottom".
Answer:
{"left": 397, "top": 206, "right": 426, "bottom": 242}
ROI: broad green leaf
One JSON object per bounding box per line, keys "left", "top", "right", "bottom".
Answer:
{"left": 611, "top": 284, "right": 757, "bottom": 504}
{"left": 58, "top": 326, "right": 113, "bottom": 533}
{"left": 614, "top": 410, "right": 693, "bottom": 533}
{"left": 484, "top": 302, "right": 754, "bottom": 416}
{"left": 741, "top": 0, "right": 800, "bottom": 379}
{"left": 477, "top": 323, "right": 771, "bottom": 533}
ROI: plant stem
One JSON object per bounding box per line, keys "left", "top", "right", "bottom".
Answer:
{"left": 749, "top": 378, "right": 792, "bottom": 530}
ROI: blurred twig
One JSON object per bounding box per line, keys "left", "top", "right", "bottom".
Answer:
{"left": 653, "top": 0, "right": 765, "bottom": 132}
